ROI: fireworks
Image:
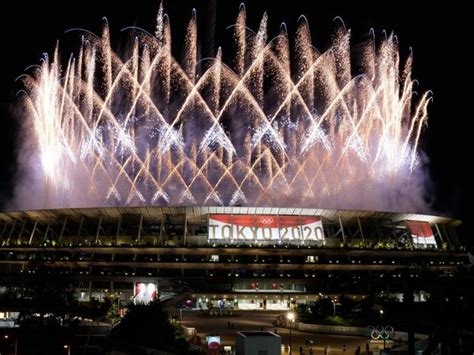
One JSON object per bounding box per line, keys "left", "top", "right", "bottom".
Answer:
{"left": 17, "top": 4, "right": 431, "bottom": 210}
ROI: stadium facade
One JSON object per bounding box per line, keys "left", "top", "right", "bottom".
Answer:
{"left": 0, "top": 207, "right": 467, "bottom": 310}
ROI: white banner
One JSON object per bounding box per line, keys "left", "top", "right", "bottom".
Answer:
{"left": 208, "top": 215, "right": 324, "bottom": 242}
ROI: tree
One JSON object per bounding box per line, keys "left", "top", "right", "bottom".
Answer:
{"left": 339, "top": 294, "right": 356, "bottom": 316}
{"left": 110, "top": 300, "right": 199, "bottom": 354}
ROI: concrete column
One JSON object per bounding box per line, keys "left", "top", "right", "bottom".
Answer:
{"left": 58, "top": 216, "right": 68, "bottom": 244}
{"left": 17, "top": 219, "right": 27, "bottom": 245}
{"left": 6, "top": 220, "right": 17, "bottom": 245}
{"left": 114, "top": 215, "right": 122, "bottom": 246}
{"left": 357, "top": 217, "right": 365, "bottom": 242}
{"left": 28, "top": 220, "right": 39, "bottom": 245}
{"left": 95, "top": 216, "right": 103, "bottom": 245}
{"left": 338, "top": 216, "right": 346, "bottom": 244}
{"left": 77, "top": 215, "right": 84, "bottom": 245}
{"left": 137, "top": 214, "right": 144, "bottom": 245}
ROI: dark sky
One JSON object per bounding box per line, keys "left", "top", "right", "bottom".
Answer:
{"left": 0, "top": 1, "right": 469, "bottom": 244}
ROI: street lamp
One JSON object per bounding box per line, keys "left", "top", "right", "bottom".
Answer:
{"left": 379, "top": 310, "right": 385, "bottom": 351}
{"left": 5, "top": 334, "right": 18, "bottom": 355}
{"left": 64, "top": 344, "right": 71, "bottom": 355}
{"left": 331, "top": 299, "right": 336, "bottom": 317}
{"left": 287, "top": 311, "right": 296, "bottom": 355}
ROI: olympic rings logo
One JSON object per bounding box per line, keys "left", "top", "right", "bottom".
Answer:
{"left": 259, "top": 217, "right": 274, "bottom": 224}
{"left": 368, "top": 326, "right": 394, "bottom": 340}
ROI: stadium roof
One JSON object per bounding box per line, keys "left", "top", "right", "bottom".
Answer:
{"left": 0, "top": 207, "right": 461, "bottom": 226}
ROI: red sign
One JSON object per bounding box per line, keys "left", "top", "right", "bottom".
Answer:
{"left": 405, "top": 221, "right": 437, "bottom": 248}
{"left": 208, "top": 215, "right": 324, "bottom": 241}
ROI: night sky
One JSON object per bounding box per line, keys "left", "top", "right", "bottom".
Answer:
{"left": 0, "top": 1, "right": 469, "bottom": 245}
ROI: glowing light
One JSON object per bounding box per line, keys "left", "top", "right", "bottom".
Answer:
{"left": 17, "top": 5, "right": 430, "bottom": 211}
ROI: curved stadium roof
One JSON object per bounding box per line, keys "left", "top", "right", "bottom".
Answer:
{"left": 0, "top": 207, "right": 461, "bottom": 226}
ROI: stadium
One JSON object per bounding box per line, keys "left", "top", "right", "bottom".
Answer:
{"left": 0, "top": 206, "right": 466, "bottom": 310}
{"left": 0, "top": 4, "right": 470, "bottom": 336}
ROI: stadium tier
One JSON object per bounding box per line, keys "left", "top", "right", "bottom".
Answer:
{"left": 0, "top": 207, "right": 467, "bottom": 307}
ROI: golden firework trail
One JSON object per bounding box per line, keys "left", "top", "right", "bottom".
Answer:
{"left": 18, "top": 5, "right": 430, "bottom": 210}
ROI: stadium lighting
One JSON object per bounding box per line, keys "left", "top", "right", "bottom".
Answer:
{"left": 287, "top": 311, "right": 296, "bottom": 355}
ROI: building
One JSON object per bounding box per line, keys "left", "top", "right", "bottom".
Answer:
{"left": 235, "top": 331, "right": 281, "bottom": 355}
{"left": 0, "top": 207, "right": 468, "bottom": 307}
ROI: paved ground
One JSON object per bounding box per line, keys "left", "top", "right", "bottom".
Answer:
{"left": 179, "top": 310, "right": 369, "bottom": 354}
